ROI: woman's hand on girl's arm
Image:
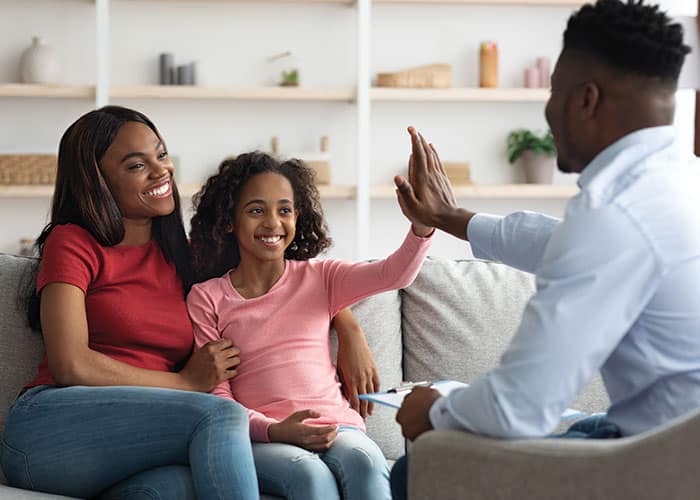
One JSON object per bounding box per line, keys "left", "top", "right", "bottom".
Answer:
{"left": 334, "top": 308, "right": 380, "bottom": 418}
{"left": 178, "top": 340, "right": 241, "bottom": 392}
{"left": 268, "top": 410, "right": 338, "bottom": 452}
{"left": 40, "top": 282, "right": 236, "bottom": 392}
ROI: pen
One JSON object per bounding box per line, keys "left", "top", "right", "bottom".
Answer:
{"left": 387, "top": 381, "right": 432, "bottom": 393}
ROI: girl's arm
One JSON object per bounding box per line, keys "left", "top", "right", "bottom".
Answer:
{"left": 324, "top": 226, "right": 434, "bottom": 316}
{"left": 333, "top": 308, "right": 379, "bottom": 418}
{"left": 40, "top": 283, "right": 237, "bottom": 392}
{"left": 187, "top": 285, "right": 280, "bottom": 442}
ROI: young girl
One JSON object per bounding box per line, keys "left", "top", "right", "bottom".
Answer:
{"left": 187, "top": 151, "right": 434, "bottom": 500}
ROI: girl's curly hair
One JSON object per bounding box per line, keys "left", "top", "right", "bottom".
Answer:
{"left": 190, "top": 151, "right": 331, "bottom": 283}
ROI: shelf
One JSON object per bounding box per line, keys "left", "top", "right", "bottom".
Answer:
{"left": 0, "top": 84, "right": 95, "bottom": 98}
{"left": 0, "top": 184, "right": 357, "bottom": 200}
{"left": 179, "top": 183, "right": 356, "bottom": 199}
{"left": 370, "top": 184, "right": 577, "bottom": 199}
{"left": 374, "top": 0, "right": 584, "bottom": 5}
{"left": 371, "top": 87, "right": 549, "bottom": 102}
{"left": 115, "top": 0, "right": 354, "bottom": 3}
{"left": 110, "top": 85, "right": 355, "bottom": 101}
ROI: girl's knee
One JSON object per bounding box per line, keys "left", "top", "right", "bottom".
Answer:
{"left": 287, "top": 452, "right": 338, "bottom": 494}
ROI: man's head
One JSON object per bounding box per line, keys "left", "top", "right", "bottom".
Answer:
{"left": 545, "top": 0, "right": 691, "bottom": 173}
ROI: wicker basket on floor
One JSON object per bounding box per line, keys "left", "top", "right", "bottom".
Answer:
{"left": 0, "top": 154, "right": 57, "bottom": 185}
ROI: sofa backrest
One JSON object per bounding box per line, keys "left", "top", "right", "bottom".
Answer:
{"left": 0, "top": 254, "right": 45, "bottom": 485}
{"left": 352, "top": 257, "right": 610, "bottom": 459}
{"left": 0, "top": 254, "right": 44, "bottom": 435}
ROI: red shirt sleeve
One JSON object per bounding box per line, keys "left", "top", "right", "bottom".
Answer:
{"left": 36, "top": 224, "right": 100, "bottom": 294}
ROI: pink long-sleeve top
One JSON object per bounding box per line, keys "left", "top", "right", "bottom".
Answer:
{"left": 186, "top": 228, "right": 433, "bottom": 442}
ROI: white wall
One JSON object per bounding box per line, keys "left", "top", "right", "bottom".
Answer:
{"left": 0, "top": 0, "right": 696, "bottom": 260}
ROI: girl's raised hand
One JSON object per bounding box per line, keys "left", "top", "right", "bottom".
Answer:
{"left": 394, "top": 127, "right": 458, "bottom": 235}
{"left": 268, "top": 410, "right": 338, "bottom": 452}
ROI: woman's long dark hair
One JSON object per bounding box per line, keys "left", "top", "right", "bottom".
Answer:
{"left": 189, "top": 151, "right": 331, "bottom": 283}
{"left": 24, "top": 105, "right": 193, "bottom": 330}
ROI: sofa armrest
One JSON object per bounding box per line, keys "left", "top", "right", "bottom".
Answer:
{"left": 408, "top": 410, "right": 700, "bottom": 500}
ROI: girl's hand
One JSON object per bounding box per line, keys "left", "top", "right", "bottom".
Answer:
{"left": 334, "top": 309, "right": 380, "bottom": 418}
{"left": 268, "top": 410, "right": 338, "bottom": 451}
{"left": 179, "top": 339, "right": 241, "bottom": 392}
{"left": 395, "top": 127, "right": 458, "bottom": 234}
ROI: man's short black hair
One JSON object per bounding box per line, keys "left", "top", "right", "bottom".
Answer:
{"left": 564, "top": 0, "right": 691, "bottom": 81}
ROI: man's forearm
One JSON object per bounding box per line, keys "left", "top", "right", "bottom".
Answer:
{"left": 434, "top": 207, "right": 476, "bottom": 241}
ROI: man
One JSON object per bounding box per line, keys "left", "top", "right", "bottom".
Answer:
{"left": 390, "top": 0, "right": 695, "bottom": 498}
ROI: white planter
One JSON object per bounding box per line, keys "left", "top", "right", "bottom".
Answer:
{"left": 19, "top": 37, "right": 61, "bottom": 84}
{"left": 518, "top": 150, "right": 555, "bottom": 184}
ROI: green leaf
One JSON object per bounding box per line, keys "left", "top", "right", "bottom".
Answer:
{"left": 506, "top": 128, "right": 556, "bottom": 164}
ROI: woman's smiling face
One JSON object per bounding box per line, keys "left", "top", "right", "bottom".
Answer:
{"left": 99, "top": 121, "right": 175, "bottom": 221}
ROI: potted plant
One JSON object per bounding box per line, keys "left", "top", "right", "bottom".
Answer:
{"left": 507, "top": 129, "right": 557, "bottom": 184}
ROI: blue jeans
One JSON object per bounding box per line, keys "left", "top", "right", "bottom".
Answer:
{"left": 389, "top": 414, "right": 621, "bottom": 500}
{"left": 254, "top": 426, "right": 391, "bottom": 500}
{"left": 0, "top": 385, "right": 259, "bottom": 500}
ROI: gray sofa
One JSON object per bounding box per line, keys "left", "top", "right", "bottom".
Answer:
{"left": 2, "top": 252, "right": 692, "bottom": 499}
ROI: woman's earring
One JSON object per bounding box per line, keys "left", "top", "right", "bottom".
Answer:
{"left": 290, "top": 240, "right": 299, "bottom": 251}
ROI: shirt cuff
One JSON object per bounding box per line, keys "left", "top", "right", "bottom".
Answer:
{"left": 429, "top": 395, "right": 468, "bottom": 431}
{"left": 467, "top": 214, "right": 503, "bottom": 260}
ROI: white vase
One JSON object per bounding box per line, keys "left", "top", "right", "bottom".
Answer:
{"left": 19, "top": 36, "right": 61, "bottom": 84}
{"left": 518, "top": 150, "right": 555, "bottom": 184}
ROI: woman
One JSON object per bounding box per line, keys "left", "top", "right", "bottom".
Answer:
{"left": 0, "top": 106, "right": 378, "bottom": 499}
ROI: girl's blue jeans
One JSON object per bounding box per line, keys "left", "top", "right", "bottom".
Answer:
{"left": 0, "top": 385, "right": 259, "bottom": 500}
{"left": 253, "top": 426, "right": 391, "bottom": 500}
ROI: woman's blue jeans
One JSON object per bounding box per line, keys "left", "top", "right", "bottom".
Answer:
{"left": 0, "top": 385, "right": 259, "bottom": 500}
{"left": 253, "top": 426, "right": 391, "bottom": 500}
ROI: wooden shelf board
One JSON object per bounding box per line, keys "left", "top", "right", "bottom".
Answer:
{"left": 0, "top": 84, "right": 95, "bottom": 98}
{"left": 110, "top": 85, "right": 355, "bottom": 101}
{"left": 0, "top": 184, "right": 356, "bottom": 199}
{"left": 179, "top": 183, "right": 356, "bottom": 199}
{"left": 116, "top": 0, "right": 354, "bottom": 3}
{"left": 0, "top": 184, "right": 575, "bottom": 199}
{"left": 370, "top": 184, "right": 577, "bottom": 199}
{"left": 371, "top": 87, "right": 549, "bottom": 102}
{"left": 375, "top": 0, "right": 583, "bottom": 5}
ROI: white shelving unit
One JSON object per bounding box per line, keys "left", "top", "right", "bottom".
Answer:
{"left": 1, "top": 0, "right": 587, "bottom": 257}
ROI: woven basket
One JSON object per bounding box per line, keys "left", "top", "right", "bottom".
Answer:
{"left": 0, "top": 154, "right": 57, "bottom": 185}
{"left": 377, "top": 64, "right": 452, "bottom": 88}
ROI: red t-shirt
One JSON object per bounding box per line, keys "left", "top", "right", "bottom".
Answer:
{"left": 26, "top": 224, "right": 194, "bottom": 388}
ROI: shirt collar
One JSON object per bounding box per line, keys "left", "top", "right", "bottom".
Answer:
{"left": 577, "top": 126, "right": 676, "bottom": 190}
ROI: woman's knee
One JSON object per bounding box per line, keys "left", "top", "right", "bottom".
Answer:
{"left": 194, "top": 395, "right": 248, "bottom": 428}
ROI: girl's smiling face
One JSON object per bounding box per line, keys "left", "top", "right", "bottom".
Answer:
{"left": 233, "top": 172, "right": 298, "bottom": 265}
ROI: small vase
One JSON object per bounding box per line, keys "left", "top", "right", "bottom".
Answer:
{"left": 519, "top": 150, "right": 555, "bottom": 184}
{"left": 19, "top": 36, "right": 61, "bottom": 84}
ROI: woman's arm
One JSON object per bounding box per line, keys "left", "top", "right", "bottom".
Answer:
{"left": 333, "top": 308, "right": 379, "bottom": 418}
{"left": 40, "top": 282, "right": 238, "bottom": 392}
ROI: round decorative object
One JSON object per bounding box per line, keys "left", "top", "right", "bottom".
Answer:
{"left": 19, "top": 36, "right": 61, "bottom": 84}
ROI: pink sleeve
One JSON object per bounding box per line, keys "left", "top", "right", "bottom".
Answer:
{"left": 187, "top": 283, "right": 278, "bottom": 442}
{"left": 324, "top": 227, "right": 433, "bottom": 316}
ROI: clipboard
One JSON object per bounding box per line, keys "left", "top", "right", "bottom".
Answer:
{"left": 358, "top": 380, "right": 466, "bottom": 409}
{"left": 359, "top": 380, "right": 585, "bottom": 421}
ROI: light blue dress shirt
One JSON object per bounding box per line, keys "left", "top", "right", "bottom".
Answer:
{"left": 429, "top": 126, "right": 700, "bottom": 437}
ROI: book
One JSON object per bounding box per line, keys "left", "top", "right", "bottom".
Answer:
{"left": 359, "top": 380, "right": 585, "bottom": 421}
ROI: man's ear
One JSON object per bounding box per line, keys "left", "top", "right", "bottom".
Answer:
{"left": 581, "top": 81, "right": 601, "bottom": 120}
{"left": 225, "top": 223, "right": 234, "bottom": 234}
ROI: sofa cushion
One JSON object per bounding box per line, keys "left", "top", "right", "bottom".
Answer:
{"left": 402, "top": 257, "right": 609, "bottom": 420}
{"left": 0, "top": 254, "right": 46, "bottom": 486}
{"left": 330, "top": 289, "right": 404, "bottom": 461}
